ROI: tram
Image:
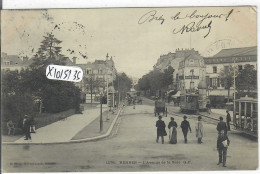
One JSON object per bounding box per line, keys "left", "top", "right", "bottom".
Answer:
{"left": 180, "top": 91, "right": 199, "bottom": 114}
{"left": 234, "top": 95, "right": 258, "bottom": 137}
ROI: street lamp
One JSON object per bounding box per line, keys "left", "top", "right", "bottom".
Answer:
{"left": 100, "top": 92, "right": 103, "bottom": 132}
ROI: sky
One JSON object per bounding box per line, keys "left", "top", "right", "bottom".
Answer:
{"left": 1, "top": 7, "right": 257, "bottom": 78}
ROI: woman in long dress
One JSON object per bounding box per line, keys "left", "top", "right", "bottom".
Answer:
{"left": 195, "top": 116, "right": 204, "bottom": 144}
{"left": 168, "top": 117, "right": 178, "bottom": 144}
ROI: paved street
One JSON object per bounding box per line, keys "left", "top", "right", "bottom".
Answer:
{"left": 2, "top": 98, "right": 258, "bottom": 172}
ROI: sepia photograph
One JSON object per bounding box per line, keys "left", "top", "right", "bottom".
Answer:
{"left": 1, "top": 5, "right": 258, "bottom": 172}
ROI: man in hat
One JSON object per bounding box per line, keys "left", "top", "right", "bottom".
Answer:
{"left": 181, "top": 116, "right": 192, "bottom": 143}
{"left": 226, "top": 110, "right": 231, "bottom": 131}
{"left": 217, "top": 116, "right": 228, "bottom": 135}
{"left": 23, "top": 115, "right": 31, "bottom": 140}
{"left": 156, "top": 115, "right": 167, "bottom": 144}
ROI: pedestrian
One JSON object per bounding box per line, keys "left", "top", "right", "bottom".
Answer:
{"left": 156, "top": 115, "right": 167, "bottom": 144}
{"left": 23, "top": 115, "right": 31, "bottom": 140}
{"left": 206, "top": 101, "right": 211, "bottom": 114}
{"left": 7, "top": 119, "right": 15, "bottom": 136}
{"left": 195, "top": 116, "right": 204, "bottom": 144}
{"left": 226, "top": 110, "right": 231, "bottom": 131}
{"left": 181, "top": 116, "right": 192, "bottom": 143}
{"left": 217, "top": 130, "right": 230, "bottom": 167}
{"left": 217, "top": 116, "right": 228, "bottom": 135}
{"left": 168, "top": 117, "right": 177, "bottom": 144}
{"left": 30, "top": 117, "right": 36, "bottom": 133}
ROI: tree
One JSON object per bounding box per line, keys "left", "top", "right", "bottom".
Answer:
{"left": 219, "top": 65, "right": 235, "bottom": 102}
{"left": 113, "top": 73, "right": 132, "bottom": 98}
{"left": 236, "top": 64, "right": 257, "bottom": 93}
{"left": 31, "top": 33, "right": 67, "bottom": 69}
{"left": 163, "top": 66, "right": 175, "bottom": 87}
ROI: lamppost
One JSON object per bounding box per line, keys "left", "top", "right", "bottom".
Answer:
{"left": 100, "top": 92, "right": 103, "bottom": 132}
{"left": 190, "top": 69, "right": 194, "bottom": 92}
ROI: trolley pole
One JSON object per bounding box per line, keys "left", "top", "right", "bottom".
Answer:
{"left": 100, "top": 93, "right": 103, "bottom": 132}
{"left": 233, "top": 59, "right": 236, "bottom": 127}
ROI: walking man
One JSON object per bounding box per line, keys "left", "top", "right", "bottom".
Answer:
{"left": 217, "top": 130, "right": 230, "bottom": 167}
{"left": 217, "top": 116, "right": 228, "bottom": 135}
{"left": 226, "top": 110, "right": 231, "bottom": 131}
{"left": 23, "top": 115, "right": 31, "bottom": 140}
{"left": 156, "top": 116, "right": 167, "bottom": 144}
{"left": 181, "top": 116, "right": 192, "bottom": 143}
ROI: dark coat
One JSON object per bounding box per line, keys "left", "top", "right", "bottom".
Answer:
{"left": 217, "top": 121, "right": 227, "bottom": 134}
{"left": 226, "top": 113, "right": 231, "bottom": 122}
{"left": 181, "top": 120, "right": 191, "bottom": 133}
{"left": 217, "top": 134, "right": 230, "bottom": 149}
{"left": 168, "top": 121, "right": 177, "bottom": 129}
{"left": 156, "top": 120, "right": 167, "bottom": 136}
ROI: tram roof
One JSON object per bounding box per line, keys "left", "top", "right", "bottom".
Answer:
{"left": 234, "top": 95, "right": 258, "bottom": 103}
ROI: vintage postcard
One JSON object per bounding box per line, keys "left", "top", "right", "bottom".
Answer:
{"left": 1, "top": 6, "right": 258, "bottom": 172}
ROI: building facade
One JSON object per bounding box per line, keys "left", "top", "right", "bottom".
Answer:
{"left": 153, "top": 48, "right": 200, "bottom": 90}
{"left": 1, "top": 52, "right": 33, "bottom": 71}
{"left": 178, "top": 53, "right": 206, "bottom": 91}
{"left": 204, "top": 46, "right": 257, "bottom": 97}
{"left": 76, "top": 55, "right": 117, "bottom": 96}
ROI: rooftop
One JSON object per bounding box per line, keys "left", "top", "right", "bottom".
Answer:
{"left": 213, "top": 46, "right": 257, "bottom": 57}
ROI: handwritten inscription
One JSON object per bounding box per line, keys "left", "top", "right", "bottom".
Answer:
{"left": 46, "top": 65, "right": 83, "bottom": 82}
{"left": 138, "top": 10, "right": 165, "bottom": 25}
{"left": 138, "top": 9, "right": 236, "bottom": 38}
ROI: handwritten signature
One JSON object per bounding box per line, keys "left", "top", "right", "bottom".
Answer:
{"left": 138, "top": 9, "right": 235, "bottom": 38}
{"left": 138, "top": 10, "right": 165, "bottom": 25}
{"left": 173, "top": 20, "right": 212, "bottom": 38}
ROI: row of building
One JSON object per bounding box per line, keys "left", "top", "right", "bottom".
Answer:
{"left": 153, "top": 46, "right": 257, "bottom": 100}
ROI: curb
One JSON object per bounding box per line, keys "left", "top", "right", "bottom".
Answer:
{"left": 2, "top": 106, "right": 124, "bottom": 145}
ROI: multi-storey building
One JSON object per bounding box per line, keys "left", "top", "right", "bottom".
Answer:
{"left": 177, "top": 52, "right": 206, "bottom": 91}
{"left": 76, "top": 54, "right": 117, "bottom": 96}
{"left": 153, "top": 48, "right": 201, "bottom": 90}
{"left": 1, "top": 52, "right": 74, "bottom": 71}
{"left": 204, "top": 46, "right": 257, "bottom": 97}
{"left": 1, "top": 52, "right": 33, "bottom": 71}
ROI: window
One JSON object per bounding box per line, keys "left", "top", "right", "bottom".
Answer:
{"left": 213, "top": 66, "right": 217, "bottom": 73}
{"left": 238, "top": 65, "right": 243, "bottom": 71}
{"left": 212, "top": 78, "right": 220, "bottom": 89}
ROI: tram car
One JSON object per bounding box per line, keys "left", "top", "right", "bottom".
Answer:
{"left": 233, "top": 95, "right": 258, "bottom": 137}
{"left": 180, "top": 93, "right": 199, "bottom": 114}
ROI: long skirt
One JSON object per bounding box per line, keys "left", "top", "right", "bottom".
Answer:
{"left": 169, "top": 127, "right": 177, "bottom": 144}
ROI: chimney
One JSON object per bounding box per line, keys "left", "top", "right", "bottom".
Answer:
{"left": 106, "top": 53, "right": 109, "bottom": 61}
{"left": 72, "top": 57, "right": 77, "bottom": 64}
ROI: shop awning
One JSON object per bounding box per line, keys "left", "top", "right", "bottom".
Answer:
{"left": 171, "top": 91, "right": 181, "bottom": 98}
{"left": 209, "top": 90, "right": 234, "bottom": 98}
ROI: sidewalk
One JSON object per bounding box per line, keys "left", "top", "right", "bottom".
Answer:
{"left": 201, "top": 109, "right": 233, "bottom": 122}
{"left": 14, "top": 107, "right": 102, "bottom": 143}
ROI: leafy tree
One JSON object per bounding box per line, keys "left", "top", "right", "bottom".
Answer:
{"left": 236, "top": 64, "right": 257, "bottom": 93}
{"left": 31, "top": 33, "right": 67, "bottom": 69}
{"left": 113, "top": 72, "right": 132, "bottom": 98}
{"left": 163, "top": 66, "right": 175, "bottom": 87}
{"left": 219, "top": 65, "right": 235, "bottom": 102}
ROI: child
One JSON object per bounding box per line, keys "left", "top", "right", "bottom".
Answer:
{"left": 217, "top": 130, "right": 230, "bottom": 167}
